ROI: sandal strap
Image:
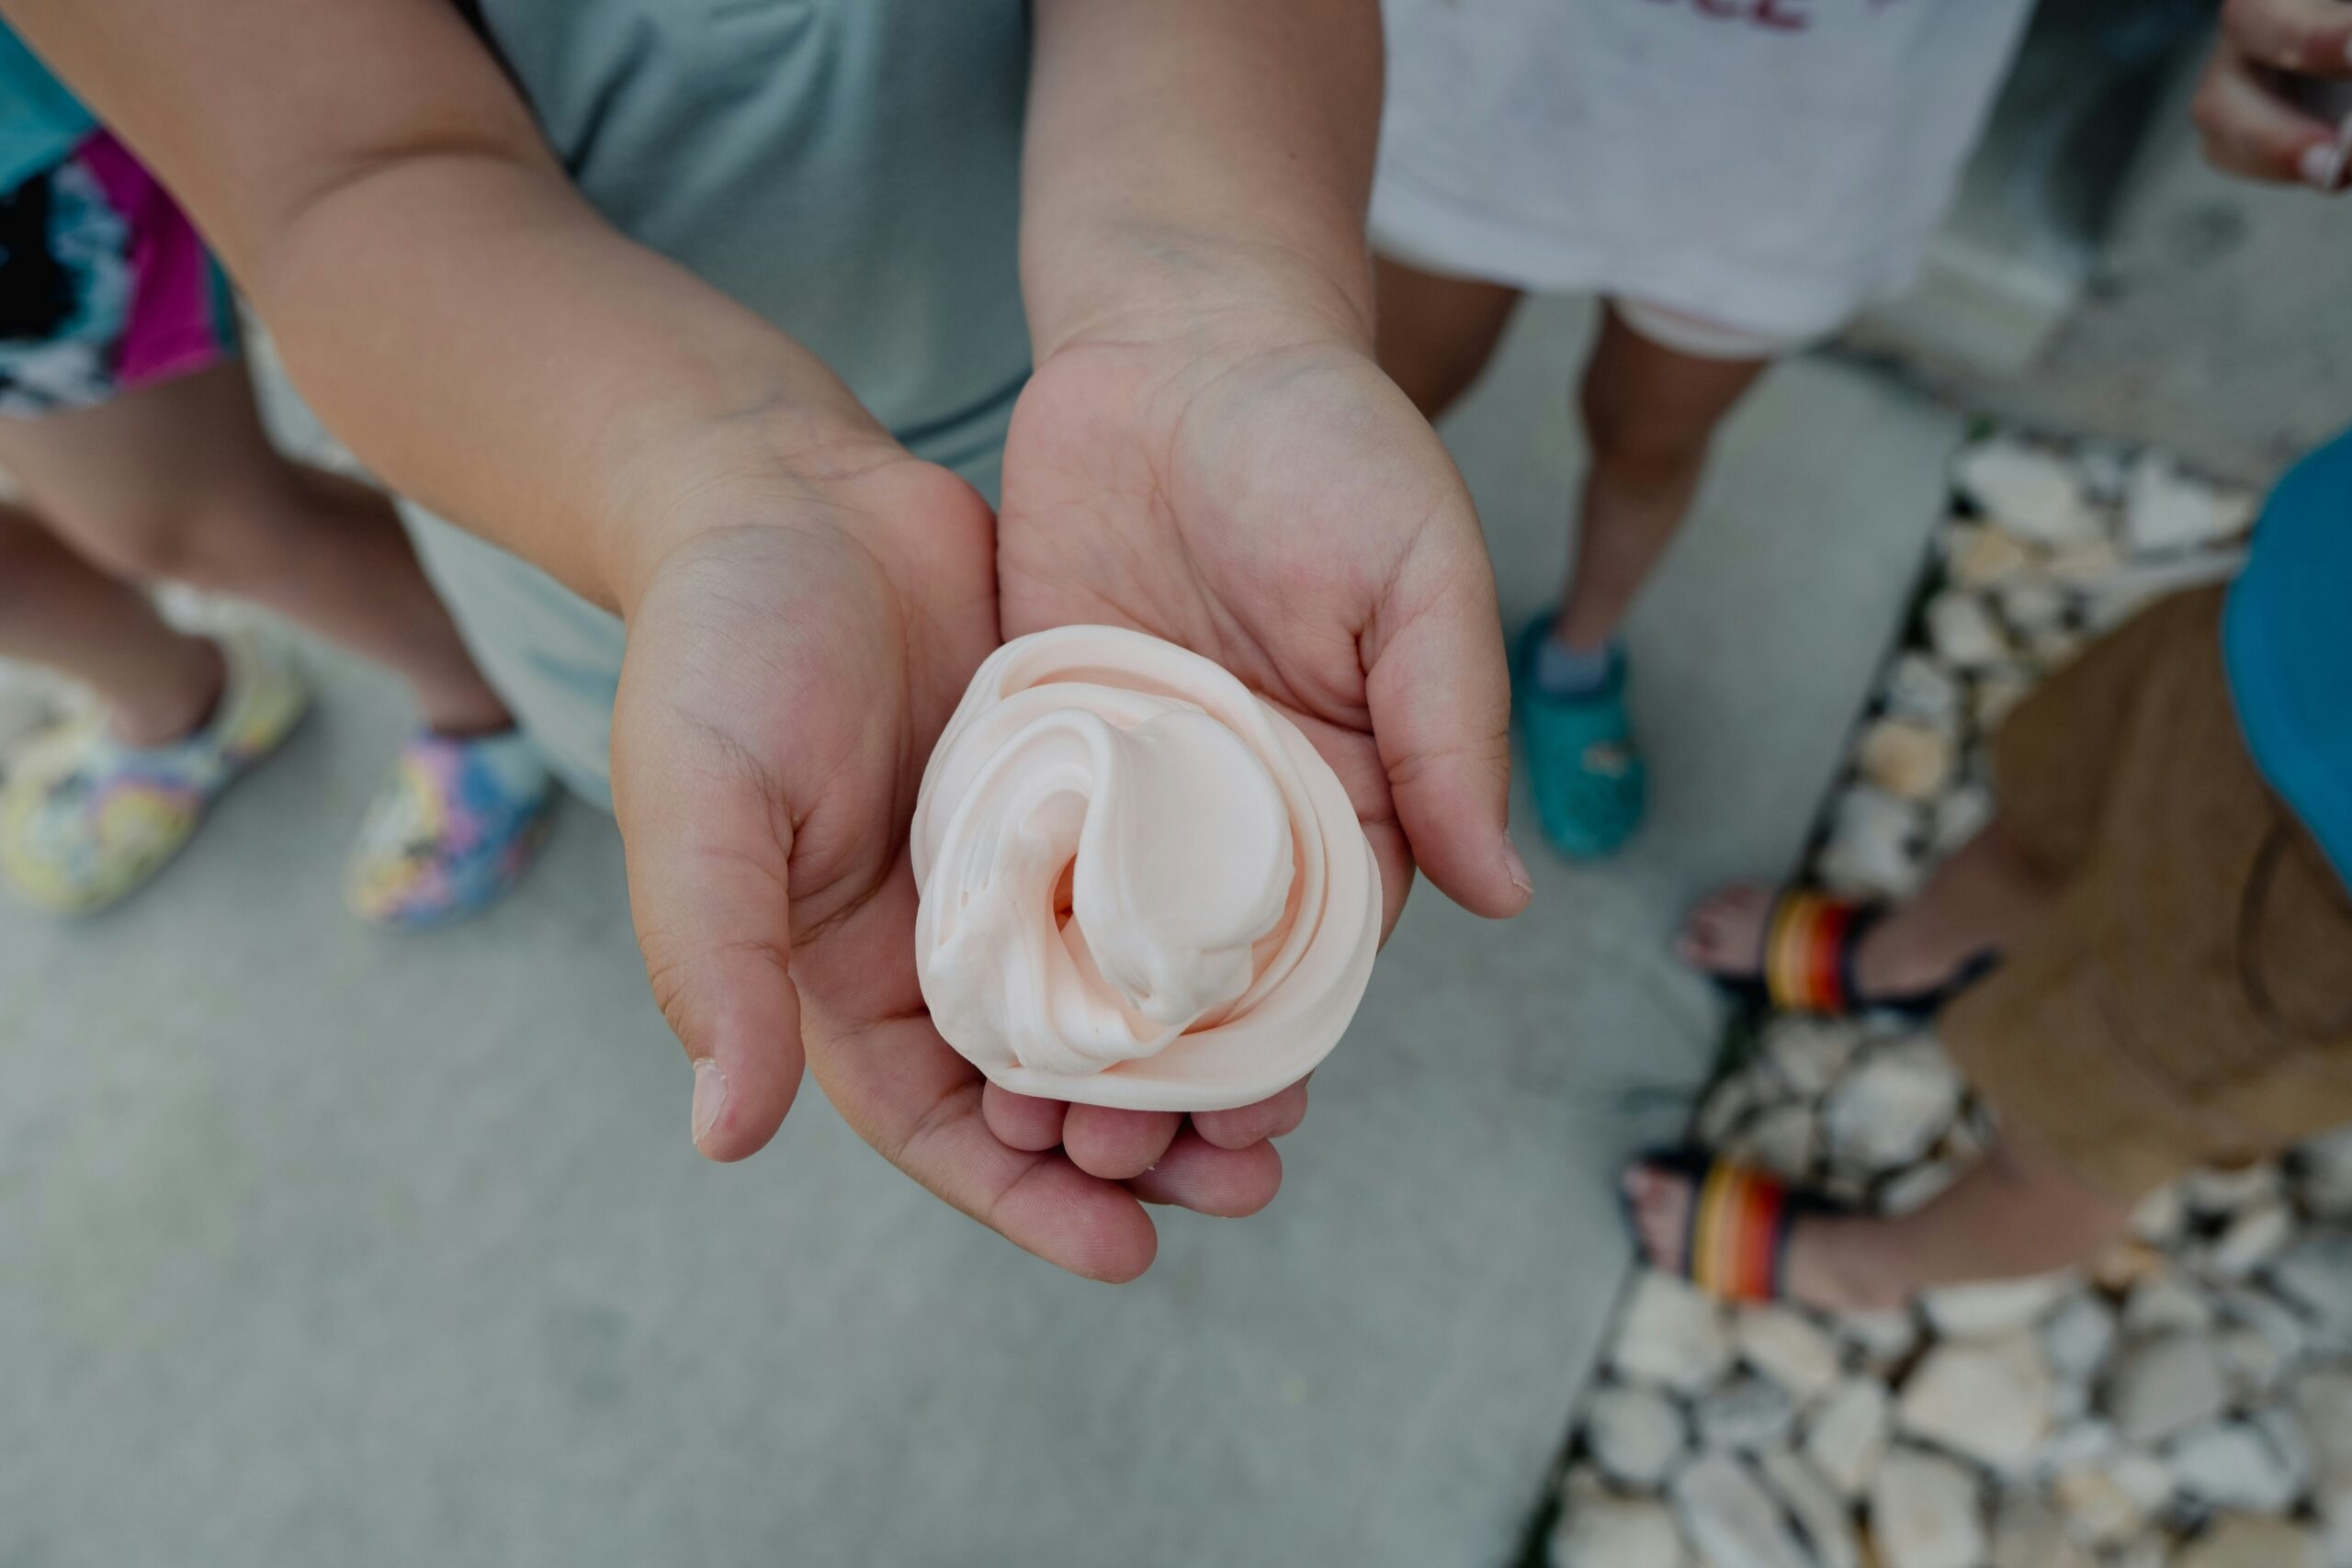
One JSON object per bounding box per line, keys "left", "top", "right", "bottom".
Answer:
{"left": 1687, "top": 1159, "right": 1796, "bottom": 1303}
{"left": 1762, "top": 890, "right": 1869, "bottom": 1013}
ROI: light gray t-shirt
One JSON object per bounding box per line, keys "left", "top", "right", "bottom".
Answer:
{"left": 410, "top": 0, "right": 1034, "bottom": 804}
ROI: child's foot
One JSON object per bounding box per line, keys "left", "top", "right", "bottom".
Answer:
{"left": 1679, "top": 882, "right": 1991, "bottom": 1005}
{"left": 0, "top": 626, "right": 309, "bottom": 914}
{"left": 1621, "top": 1159, "right": 1905, "bottom": 1313}
{"left": 343, "top": 728, "right": 557, "bottom": 927}
{"left": 1512, "top": 617, "right": 1646, "bottom": 859}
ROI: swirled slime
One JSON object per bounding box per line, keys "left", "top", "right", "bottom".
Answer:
{"left": 911, "top": 626, "right": 1381, "bottom": 1111}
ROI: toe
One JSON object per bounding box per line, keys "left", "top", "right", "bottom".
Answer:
{"left": 1679, "top": 882, "right": 1771, "bottom": 973}
{"left": 1627, "top": 1166, "right": 1692, "bottom": 1273}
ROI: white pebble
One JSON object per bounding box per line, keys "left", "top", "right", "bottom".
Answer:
{"left": 1585, "top": 1382, "right": 1690, "bottom": 1489}
{"left": 1805, "top": 1380, "right": 1892, "bottom": 1497}
{"left": 1670, "top": 1455, "right": 1814, "bottom": 1568}
{"left": 1736, "top": 1307, "right": 1843, "bottom": 1404}
{"left": 1896, "top": 1332, "right": 2053, "bottom": 1473}
{"left": 1612, "top": 1273, "right": 1736, "bottom": 1394}
{"left": 1870, "top": 1446, "right": 1985, "bottom": 1568}
{"left": 2107, "top": 1333, "right": 2231, "bottom": 1447}
{"left": 1954, "top": 438, "right": 2102, "bottom": 545}
{"left": 1926, "top": 590, "right": 2013, "bottom": 670}
{"left": 1549, "top": 1492, "right": 1690, "bottom": 1568}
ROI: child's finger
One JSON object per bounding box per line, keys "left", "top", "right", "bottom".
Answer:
{"left": 609, "top": 700, "right": 806, "bottom": 1164}
{"left": 1363, "top": 523, "right": 1532, "bottom": 923}
{"left": 1125, "top": 1131, "right": 1283, "bottom": 1216}
{"left": 1191, "top": 1079, "right": 1311, "bottom": 1149}
{"left": 2222, "top": 0, "right": 2352, "bottom": 78}
{"left": 980, "top": 1083, "right": 1070, "bottom": 1152}
{"left": 1060, "top": 1103, "right": 1182, "bottom": 1179}
{"left": 812, "top": 1008, "right": 1163, "bottom": 1282}
{"left": 2193, "top": 51, "right": 2349, "bottom": 188}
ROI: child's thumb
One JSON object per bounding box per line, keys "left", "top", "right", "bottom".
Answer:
{"left": 611, "top": 709, "right": 807, "bottom": 1163}
{"left": 1366, "top": 555, "right": 1528, "bottom": 922}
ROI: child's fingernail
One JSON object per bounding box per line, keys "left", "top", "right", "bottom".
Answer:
{"left": 2300, "top": 141, "right": 2347, "bottom": 192}
{"left": 690, "top": 1058, "right": 729, "bottom": 1148}
{"left": 1502, "top": 836, "right": 1534, "bottom": 899}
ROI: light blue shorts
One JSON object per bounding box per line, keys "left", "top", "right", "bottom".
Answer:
{"left": 402, "top": 442, "right": 1005, "bottom": 811}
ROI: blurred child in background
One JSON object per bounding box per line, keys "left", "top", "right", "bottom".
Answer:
{"left": 0, "top": 28, "right": 552, "bottom": 921}
{"left": 1623, "top": 0, "right": 2352, "bottom": 1310}
{"left": 1633, "top": 432, "right": 2352, "bottom": 1311}
{"left": 1372, "top": 0, "right": 2038, "bottom": 859}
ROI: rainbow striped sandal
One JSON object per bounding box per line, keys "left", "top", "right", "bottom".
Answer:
{"left": 1626, "top": 1147, "right": 1841, "bottom": 1304}
{"left": 1705, "top": 886, "right": 1994, "bottom": 1020}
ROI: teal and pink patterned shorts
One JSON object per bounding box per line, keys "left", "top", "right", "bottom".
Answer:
{"left": 0, "top": 130, "right": 237, "bottom": 418}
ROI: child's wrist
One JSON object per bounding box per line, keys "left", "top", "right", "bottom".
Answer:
{"left": 599, "top": 412, "right": 908, "bottom": 620}
{"left": 1025, "top": 222, "right": 1374, "bottom": 366}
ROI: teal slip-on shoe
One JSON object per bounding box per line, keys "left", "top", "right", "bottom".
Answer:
{"left": 1511, "top": 618, "right": 1647, "bottom": 860}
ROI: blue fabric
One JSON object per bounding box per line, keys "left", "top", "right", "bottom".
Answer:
{"left": 2224, "top": 425, "right": 2352, "bottom": 888}
{"left": 0, "top": 27, "right": 91, "bottom": 197}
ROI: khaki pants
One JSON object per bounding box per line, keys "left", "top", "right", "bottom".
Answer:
{"left": 1944, "top": 587, "right": 2352, "bottom": 1197}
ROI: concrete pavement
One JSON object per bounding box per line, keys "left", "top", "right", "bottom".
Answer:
{"left": 0, "top": 299, "right": 1960, "bottom": 1567}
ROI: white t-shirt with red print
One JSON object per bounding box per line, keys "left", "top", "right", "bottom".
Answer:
{"left": 1372, "top": 0, "right": 2037, "bottom": 339}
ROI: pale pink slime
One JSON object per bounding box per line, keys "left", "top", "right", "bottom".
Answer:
{"left": 911, "top": 626, "right": 1382, "bottom": 1112}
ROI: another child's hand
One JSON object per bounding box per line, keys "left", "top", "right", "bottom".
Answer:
{"left": 2193, "top": 0, "right": 2352, "bottom": 190}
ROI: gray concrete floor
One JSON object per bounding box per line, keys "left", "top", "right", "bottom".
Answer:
{"left": 0, "top": 299, "right": 1959, "bottom": 1568}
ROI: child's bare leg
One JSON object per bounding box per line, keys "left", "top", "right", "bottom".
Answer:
{"left": 1626, "top": 1131, "right": 2135, "bottom": 1312}
{"left": 1552, "top": 305, "right": 1771, "bottom": 654}
{"left": 1372, "top": 255, "right": 1521, "bottom": 421}
{"left": 0, "top": 504, "right": 224, "bottom": 745}
{"left": 1683, "top": 819, "right": 2062, "bottom": 997}
{"left": 0, "top": 363, "right": 509, "bottom": 734}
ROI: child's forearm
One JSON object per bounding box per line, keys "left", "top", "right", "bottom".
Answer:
{"left": 1, "top": 0, "right": 888, "bottom": 614}
{"left": 240, "top": 152, "right": 887, "bottom": 614}
{"left": 1021, "top": 0, "right": 1385, "bottom": 359}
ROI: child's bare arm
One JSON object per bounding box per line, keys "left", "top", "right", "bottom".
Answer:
{"left": 1021, "top": 0, "right": 1384, "bottom": 359}
{"left": 1, "top": 0, "right": 887, "bottom": 613}
{"left": 1005, "top": 0, "right": 1530, "bottom": 926}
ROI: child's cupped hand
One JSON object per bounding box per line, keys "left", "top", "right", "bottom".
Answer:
{"left": 998, "top": 313, "right": 1532, "bottom": 942}
{"left": 605, "top": 440, "right": 1299, "bottom": 1282}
